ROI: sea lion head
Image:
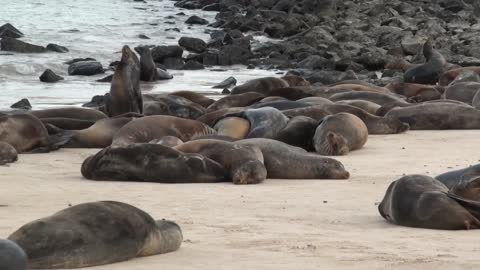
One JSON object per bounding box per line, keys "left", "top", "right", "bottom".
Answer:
{"left": 320, "top": 157, "right": 350, "bottom": 179}
{"left": 281, "top": 75, "right": 310, "bottom": 87}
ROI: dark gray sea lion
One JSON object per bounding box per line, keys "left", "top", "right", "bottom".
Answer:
{"left": 207, "top": 92, "right": 264, "bottom": 112}
{"left": 222, "top": 107, "right": 289, "bottom": 138}
{"left": 444, "top": 82, "right": 480, "bottom": 104}
{"left": 385, "top": 81, "right": 442, "bottom": 102}
{"left": 283, "top": 104, "right": 409, "bottom": 134}
{"left": 230, "top": 75, "right": 309, "bottom": 95}
{"left": 404, "top": 39, "right": 446, "bottom": 85}
{"left": 308, "top": 87, "right": 353, "bottom": 99}
{"left": 297, "top": 97, "right": 334, "bottom": 106}
{"left": 249, "top": 100, "right": 311, "bottom": 111}
{"left": 0, "top": 142, "right": 18, "bottom": 165}
{"left": 335, "top": 100, "right": 381, "bottom": 115}
{"left": 82, "top": 144, "right": 226, "bottom": 183}
{"left": 143, "top": 94, "right": 206, "bottom": 119}
{"left": 134, "top": 46, "right": 162, "bottom": 82}
{"left": 237, "top": 138, "right": 350, "bottom": 179}
{"left": 436, "top": 164, "right": 480, "bottom": 189}
{"left": 8, "top": 201, "right": 182, "bottom": 268}
{"left": 376, "top": 99, "right": 469, "bottom": 116}
{"left": 29, "top": 107, "right": 107, "bottom": 121}
{"left": 439, "top": 67, "right": 480, "bottom": 86}
{"left": 175, "top": 139, "right": 266, "bottom": 184}
{"left": 150, "top": 136, "right": 184, "bottom": 147}
{"left": 112, "top": 115, "right": 216, "bottom": 146}
{"left": 40, "top": 118, "right": 95, "bottom": 132}
{"left": 0, "top": 239, "right": 27, "bottom": 270}
{"left": 170, "top": 91, "right": 215, "bottom": 107}
{"left": 213, "top": 117, "right": 250, "bottom": 139}
{"left": 266, "top": 87, "right": 313, "bottom": 100}
{"left": 313, "top": 113, "right": 368, "bottom": 155}
{"left": 191, "top": 135, "right": 239, "bottom": 142}
{"left": 106, "top": 45, "right": 142, "bottom": 117}
{"left": 385, "top": 103, "right": 480, "bottom": 130}
{"left": 273, "top": 116, "right": 318, "bottom": 151}
{"left": 378, "top": 175, "right": 480, "bottom": 230}
{"left": 329, "top": 91, "right": 407, "bottom": 105}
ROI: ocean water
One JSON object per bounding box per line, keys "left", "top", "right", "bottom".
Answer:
{"left": 0, "top": 0, "right": 278, "bottom": 109}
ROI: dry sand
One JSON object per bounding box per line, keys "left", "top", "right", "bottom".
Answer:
{"left": 1, "top": 130, "right": 480, "bottom": 270}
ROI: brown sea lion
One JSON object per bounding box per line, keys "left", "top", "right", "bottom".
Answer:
{"left": 273, "top": 116, "right": 318, "bottom": 151}
{"left": 230, "top": 75, "right": 309, "bottom": 95}
{"left": 175, "top": 139, "right": 266, "bottom": 184}
{"left": 258, "top": 96, "right": 288, "bottom": 103}
{"left": 196, "top": 107, "right": 245, "bottom": 126}
{"left": 143, "top": 94, "right": 206, "bottom": 119}
{"left": 0, "top": 239, "right": 27, "bottom": 270}
{"left": 376, "top": 99, "right": 470, "bottom": 116}
{"left": 249, "top": 100, "right": 311, "bottom": 111}
{"left": 134, "top": 46, "right": 162, "bottom": 82}
{"left": 0, "top": 142, "right": 17, "bottom": 165}
{"left": 207, "top": 92, "right": 264, "bottom": 112}
{"left": 385, "top": 57, "right": 419, "bottom": 71}
{"left": 313, "top": 113, "right": 368, "bottom": 155}
{"left": 386, "top": 81, "right": 442, "bottom": 102}
{"left": 335, "top": 100, "right": 381, "bottom": 115}
{"left": 214, "top": 117, "right": 250, "bottom": 139}
{"left": 297, "top": 97, "right": 334, "bottom": 106}
{"left": 82, "top": 144, "right": 226, "bottom": 183}
{"left": 308, "top": 87, "right": 353, "bottom": 99}
{"left": 237, "top": 138, "right": 350, "bottom": 179}
{"left": 106, "top": 45, "right": 142, "bottom": 117}
{"left": 378, "top": 175, "right": 480, "bottom": 230}
{"left": 266, "top": 87, "right": 313, "bottom": 100}
{"left": 329, "top": 91, "right": 407, "bottom": 105}
{"left": 283, "top": 104, "right": 410, "bottom": 134}
{"left": 111, "top": 115, "right": 216, "bottom": 146}
{"left": 435, "top": 164, "right": 480, "bottom": 189}
{"left": 169, "top": 91, "right": 215, "bottom": 107}
{"left": 385, "top": 103, "right": 480, "bottom": 130}
{"left": 403, "top": 39, "right": 446, "bottom": 85}
{"left": 329, "top": 84, "right": 392, "bottom": 94}
{"left": 150, "top": 136, "right": 184, "bottom": 147}
{"left": 439, "top": 67, "right": 480, "bottom": 86}
{"left": 0, "top": 114, "right": 54, "bottom": 153}
{"left": 40, "top": 118, "right": 95, "bottom": 132}
{"left": 29, "top": 107, "right": 107, "bottom": 121}
{"left": 9, "top": 201, "right": 182, "bottom": 268}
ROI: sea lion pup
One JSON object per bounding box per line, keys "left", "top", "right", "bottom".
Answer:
{"left": 106, "top": 45, "right": 142, "bottom": 117}
{"left": 174, "top": 139, "right": 267, "bottom": 184}
{"left": 385, "top": 81, "right": 443, "bottom": 102}
{"left": 378, "top": 175, "right": 480, "bottom": 230}
{"left": 273, "top": 116, "right": 318, "bottom": 151}
{"left": 134, "top": 46, "right": 163, "bottom": 82}
{"left": 0, "top": 239, "right": 27, "bottom": 270}
{"left": 206, "top": 92, "right": 265, "bottom": 112}
{"left": 0, "top": 113, "right": 58, "bottom": 153}
{"left": 328, "top": 91, "right": 407, "bottom": 105}
{"left": 266, "top": 87, "right": 313, "bottom": 100}
{"left": 335, "top": 100, "right": 381, "bottom": 115}
{"left": 236, "top": 138, "right": 349, "bottom": 179}
{"left": 143, "top": 94, "right": 206, "bottom": 119}
{"left": 150, "top": 136, "right": 184, "bottom": 147}
{"left": 214, "top": 117, "right": 250, "bottom": 139}
{"left": 297, "top": 97, "right": 334, "bottom": 106}
{"left": 230, "top": 75, "right": 309, "bottom": 95}
{"left": 435, "top": 164, "right": 480, "bottom": 189}
{"left": 29, "top": 107, "right": 107, "bottom": 121}
{"left": 439, "top": 67, "right": 480, "bottom": 86}
{"left": 48, "top": 117, "right": 135, "bottom": 148}
{"left": 313, "top": 113, "right": 368, "bottom": 155}
{"left": 170, "top": 91, "right": 215, "bottom": 107}
{"left": 0, "top": 142, "right": 18, "bottom": 165}
{"left": 8, "top": 201, "right": 182, "bottom": 268}
{"left": 220, "top": 107, "right": 289, "bottom": 138}
{"left": 283, "top": 104, "right": 410, "bottom": 135}
{"left": 404, "top": 39, "right": 446, "bottom": 85}
{"left": 249, "top": 100, "right": 312, "bottom": 111}
{"left": 385, "top": 103, "right": 480, "bottom": 130}
{"left": 111, "top": 115, "right": 216, "bottom": 147}
{"left": 81, "top": 144, "right": 226, "bottom": 183}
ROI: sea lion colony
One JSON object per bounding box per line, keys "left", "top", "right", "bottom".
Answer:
{"left": 3, "top": 39, "right": 480, "bottom": 268}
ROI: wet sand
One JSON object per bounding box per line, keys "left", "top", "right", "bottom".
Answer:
{"left": 1, "top": 130, "right": 479, "bottom": 269}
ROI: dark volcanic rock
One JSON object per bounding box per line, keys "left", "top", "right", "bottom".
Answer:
{"left": 68, "top": 61, "right": 104, "bottom": 76}
{"left": 178, "top": 37, "right": 207, "bottom": 53}
{"left": 96, "top": 74, "right": 114, "bottom": 82}
{"left": 158, "top": 69, "right": 174, "bottom": 80}
{"left": 46, "top": 43, "right": 69, "bottom": 53}
{"left": 39, "top": 69, "right": 64, "bottom": 83}
{"left": 0, "top": 23, "right": 23, "bottom": 38}
{"left": 162, "top": 57, "right": 185, "bottom": 69}
{"left": 218, "top": 44, "right": 253, "bottom": 65}
{"left": 83, "top": 95, "right": 106, "bottom": 108}
{"left": 138, "top": 34, "right": 150, "bottom": 39}
{"left": 212, "top": 76, "right": 237, "bottom": 88}
{"left": 0, "top": 37, "right": 46, "bottom": 53}
{"left": 151, "top": 45, "right": 183, "bottom": 62}
{"left": 64, "top": 58, "right": 96, "bottom": 65}
{"left": 185, "top": 15, "right": 209, "bottom": 25}
{"left": 10, "top": 98, "right": 31, "bottom": 110}
{"left": 182, "top": 60, "right": 205, "bottom": 70}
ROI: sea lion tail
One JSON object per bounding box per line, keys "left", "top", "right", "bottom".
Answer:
{"left": 47, "top": 130, "right": 75, "bottom": 150}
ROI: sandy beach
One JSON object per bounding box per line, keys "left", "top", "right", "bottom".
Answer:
{"left": 1, "top": 130, "right": 480, "bottom": 270}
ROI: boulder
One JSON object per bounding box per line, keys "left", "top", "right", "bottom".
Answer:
{"left": 0, "top": 37, "right": 46, "bottom": 53}
{"left": 217, "top": 44, "right": 253, "bottom": 65}
{"left": 162, "top": 57, "right": 185, "bottom": 69}
{"left": 0, "top": 23, "right": 23, "bottom": 38}
{"left": 68, "top": 61, "right": 104, "bottom": 76}
{"left": 10, "top": 98, "right": 31, "bottom": 110}
{"left": 185, "top": 15, "right": 209, "bottom": 25}
{"left": 39, "top": 69, "right": 64, "bottom": 83}
{"left": 182, "top": 60, "right": 205, "bottom": 70}
{"left": 151, "top": 45, "right": 183, "bottom": 62}
{"left": 46, "top": 43, "right": 69, "bottom": 53}
{"left": 178, "top": 37, "right": 207, "bottom": 53}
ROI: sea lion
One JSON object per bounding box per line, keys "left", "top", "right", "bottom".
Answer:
{"left": 403, "top": 39, "right": 446, "bottom": 85}
{"left": 143, "top": 94, "right": 206, "bottom": 119}
{"left": 150, "top": 136, "right": 184, "bottom": 147}
{"left": 436, "top": 164, "right": 480, "bottom": 189}
{"left": 0, "top": 142, "right": 18, "bottom": 165}
{"left": 258, "top": 96, "right": 288, "bottom": 103}
{"left": 170, "top": 91, "right": 215, "bottom": 107}
{"left": 49, "top": 117, "right": 135, "bottom": 148}
{"left": 376, "top": 99, "right": 469, "bottom": 116}
{"left": 40, "top": 118, "right": 95, "bottom": 132}
{"left": 207, "top": 92, "right": 264, "bottom": 112}
{"left": 329, "top": 83, "right": 392, "bottom": 94}
{"left": 112, "top": 115, "right": 216, "bottom": 146}
{"left": 174, "top": 139, "right": 266, "bottom": 184}
{"left": 283, "top": 104, "right": 410, "bottom": 134}
{"left": 230, "top": 75, "right": 309, "bottom": 95}
{"left": 386, "top": 81, "right": 442, "bottom": 102}
{"left": 297, "top": 97, "right": 334, "bottom": 106}
{"left": 266, "top": 87, "right": 313, "bottom": 100}
{"left": 237, "top": 138, "right": 350, "bottom": 179}
{"left": 214, "top": 117, "right": 250, "bottom": 139}
{"left": 328, "top": 91, "right": 407, "bottom": 105}
{"left": 378, "top": 174, "right": 480, "bottom": 230}
{"left": 196, "top": 107, "right": 245, "bottom": 126}
{"left": 134, "top": 46, "right": 162, "bottom": 82}
{"left": 385, "top": 103, "right": 480, "bottom": 130}
{"left": 8, "top": 201, "right": 182, "bottom": 268}
{"left": 308, "top": 86, "right": 352, "bottom": 99}
{"left": 273, "top": 116, "right": 318, "bottom": 151}
{"left": 335, "top": 100, "right": 381, "bottom": 115}
{"left": 444, "top": 81, "right": 480, "bottom": 104}
{"left": 221, "top": 107, "right": 289, "bottom": 138}
{"left": 29, "top": 107, "right": 107, "bottom": 121}
{"left": 473, "top": 90, "right": 480, "bottom": 110}
{"left": 106, "top": 45, "right": 142, "bottom": 117}
{"left": 385, "top": 57, "right": 419, "bottom": 71}
{"left": 0, "top": 239, "right": 27, "bottom": 270}
{"left": 82, "top": 144, "right": 226, "bottom": 183}
{"left": 249, "top": 100, "right": 311, "bottom": 110}
{"left": 191, "top": 134, "right": 239, "bottom": 142}
{"left": 313, "top": 113, "right": 368, "bottom": 155}
{"left": 0, "top": 114, "right": 55, "bottom": 153}
{"left": 439, "top": 67, "right": 480, "bottom": 86}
